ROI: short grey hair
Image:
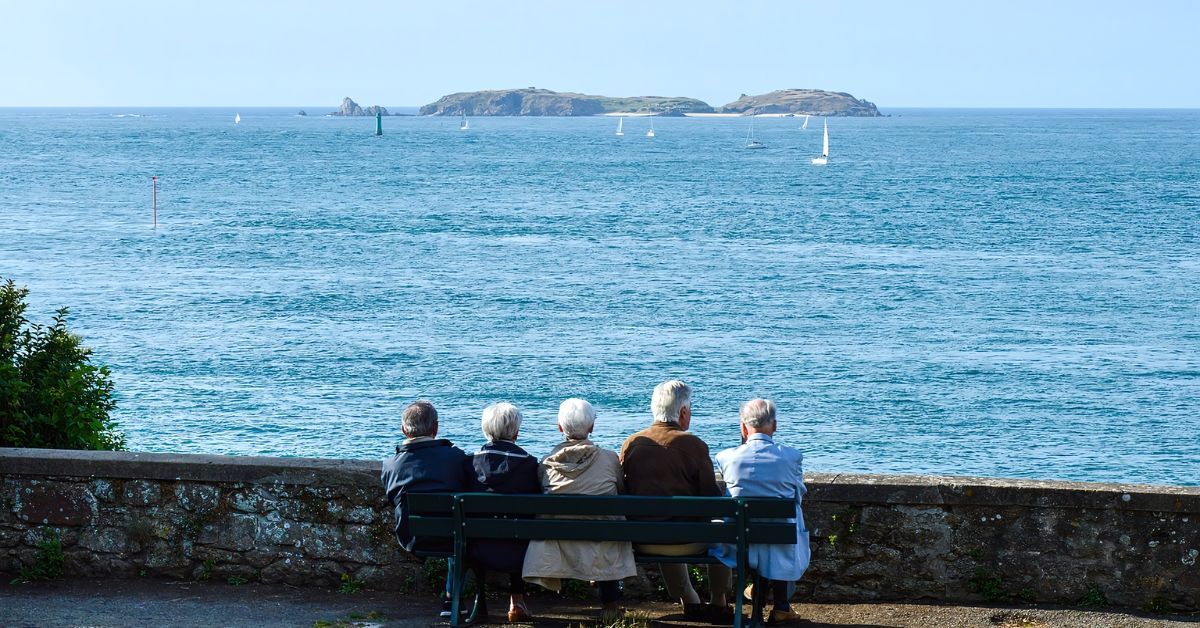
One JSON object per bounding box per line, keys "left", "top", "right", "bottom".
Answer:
{"left": 402, "top": 400, "right": 438, "bottom": 438}
{"left": 481, "top": 402, "right": 522, "bottom": 442}
{"left": 558, "top": 398, "right": 596, "bottom": 440}
{"left": 651, "top": 380, "right": 691, "bottom": 424}
{"left": 740, "top": 399, "right": 776, "bottom": 429}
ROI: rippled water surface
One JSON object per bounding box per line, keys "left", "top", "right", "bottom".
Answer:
{"left": 1, "top": 107, "right": 1197, "bottom": 485}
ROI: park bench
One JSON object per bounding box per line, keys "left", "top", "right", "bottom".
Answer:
{"left": 408, "top": 493, "right": 797, "bottom": 628}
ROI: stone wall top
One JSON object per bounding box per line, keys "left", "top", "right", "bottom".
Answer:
{"left": 2, "top": 448, "right": 1197, "bottom": 514}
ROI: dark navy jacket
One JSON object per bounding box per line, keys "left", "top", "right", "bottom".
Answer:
{"left": 381, "top": 438, "right": 470, "bottom": 552}
{"left": 466, "top": 440, "right": 542, "bottom": 572}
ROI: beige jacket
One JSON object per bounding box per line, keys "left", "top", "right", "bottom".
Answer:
{"left": 521, "top": 439, "right": 637, "bottom": 589}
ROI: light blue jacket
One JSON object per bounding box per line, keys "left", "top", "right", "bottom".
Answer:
{"left": 713, "top": 433, "right": 811, "bottom": 581}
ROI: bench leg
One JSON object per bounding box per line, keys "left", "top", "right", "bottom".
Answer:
{"left": 734, "top": 566, "right": 745, "bottom": 628}
{"left": 449, "top": 557, "right": 463, "bottom": 627}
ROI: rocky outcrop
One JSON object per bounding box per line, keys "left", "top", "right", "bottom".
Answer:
{"left": 329, "top": 97, "right": 389, "bottom": 117}
{"left": 721, "top": 89, "right": 881, "bottom": 116}
{"left": 296, "top": 110, "right": 307, "bottom": 116}
{"left": 420, "top": 88, "right": 713, "bottom": 116}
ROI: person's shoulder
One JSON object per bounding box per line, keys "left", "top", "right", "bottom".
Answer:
{"left": 714, "top": 444, "right": 741, "bottom": 464}
{"left": 675, "top": 430, "right": 711, "bottom": 452}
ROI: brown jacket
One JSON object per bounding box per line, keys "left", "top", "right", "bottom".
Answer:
{"left": 619, "top": 422, "right": 721, "bottom": 502}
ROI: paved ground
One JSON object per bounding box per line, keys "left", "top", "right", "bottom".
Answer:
{"left": 1, "top": 579, "right": 1196, "bottom": 627}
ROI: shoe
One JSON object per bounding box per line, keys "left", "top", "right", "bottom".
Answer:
{"left": 683, "top": 603, "right": 709, "bottom": 620}
{"left": 768, "top": 609, "right": 803, "bottom": 624}
{"left": 440, "top": 598, "right": 454, "bottom": 619}
{"left": 507, "top": 603, "right": 532, "bottom": 623}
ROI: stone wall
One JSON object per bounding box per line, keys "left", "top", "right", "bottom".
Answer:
{"left": 2, "top": 448, "right": 1197, "bottom": 611}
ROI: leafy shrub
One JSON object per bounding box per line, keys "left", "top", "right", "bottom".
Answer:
{"left": 11, "top": 534, "right": 65, "bottom": 583}
{"left": 0, "top": 278, "right": 123, "bottom": 450}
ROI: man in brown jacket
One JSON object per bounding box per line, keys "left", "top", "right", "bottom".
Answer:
{"left": 620, "top": 380, "right": 733, "bottom": 621}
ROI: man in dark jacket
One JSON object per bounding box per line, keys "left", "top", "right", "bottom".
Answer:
{"left": 381, "top": 400, "right": 470, "bottom": 552}
{"left": 381, "top": 400, "right": 468, "bottom": 619}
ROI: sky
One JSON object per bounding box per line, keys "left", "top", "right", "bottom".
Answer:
{"left": 1, "top": 0, "right": 1198, "bottom": 108}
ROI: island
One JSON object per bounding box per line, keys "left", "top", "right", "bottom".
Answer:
{"left": 719, "top": 89, "right": 881, "bottom": 116}
{"left": 328, "top": 97, "right": 389, "bottom": 117}
{"left": 419, "top": 88, "right": 714, "bottom": 116}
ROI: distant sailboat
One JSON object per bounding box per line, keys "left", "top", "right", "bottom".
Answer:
{"left": 616, "top": 116, "right": 624, "bottom": 136}
{"left": 646, "top": 116, "right": 655, "bottom": 138}
{"left": 459, "top": 111, "right": 469, "bottom": 130}
{"left": 234, "top": 113, "right": 241, "bottom": 125}
{"left": 811, "top": 119, "right": 829, "bottom": 165}
{"left": 802, "top": 115, "right": 809, "bottom": 130}
{"left": 745, "top": 116, "right": 766, "bottom": 149}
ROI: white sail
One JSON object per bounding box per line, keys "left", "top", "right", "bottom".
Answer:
{"left": 616, "top": 117, "right": 624, "bottom": 136}
{"left": 459, "top": 111, "right": 469, "bottom": 130}
{"left": 646, "top": 116, "right": 655, "bottom": 137}
{"left": 811, "top": 118, "right": 829, "bottom": 165}
{"left": 802, "top": 115, "right": 809, "bottom": 130}
{"left": 745, "top": 116, "right": 765, "bottom": 149}
{"left": 234, "top": 113, "right": 241, "bottom": 124}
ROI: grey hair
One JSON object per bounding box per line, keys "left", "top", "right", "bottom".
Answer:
{"left": 740, "top": 399, "right": 776, "bottom": 429}
{"left": 481, "top": 402, "right": 522, "bottom": 442}
{"left": 402, "top": 400, "right": 439, "bottom": 438}
{"left": 651, "top": 380, "right": 691, "bottom": 424}
{"left": 558, "top": 398, "right": 596, "bottom": 440}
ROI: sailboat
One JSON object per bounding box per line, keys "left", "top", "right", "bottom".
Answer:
{"left": 802, "top": 115, "right": 809, "bottom": 130}
{"left": 616, "top": 116, "right": 624, "bottom": 136}
{"left": 745, "top": 116, "right": 766, "bottom": 149}
{"left": 234, "top": 113, "right": 241, "bottom": 125}
{"left": 811, "top": 119, "right": 829, "bottom": 165}
{"left": 646, "top": 115, "right": 655, "bottom": 137}
{"left": 459, "top": 111, "right": 469, "bottom": 130}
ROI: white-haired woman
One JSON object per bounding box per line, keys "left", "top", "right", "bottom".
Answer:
{"left": 465, "top": 402, "right": 541, "bottom": 624}
{"left": 522, "top": 398, "right": 636, "bottom": 621}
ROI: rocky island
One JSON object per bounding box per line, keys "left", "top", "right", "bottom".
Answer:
{"left": 720, "top": 89, "right": 881, "bottom": 116}
{"left": 420, "top": 88, "right": 714, "bottom": 116}
{"left": 328, "top": 97, "right": 389, "bottom": 117}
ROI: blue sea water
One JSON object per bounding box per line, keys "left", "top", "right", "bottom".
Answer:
{"left": 1, "top": 107, "right": 1197, "bottom": 485}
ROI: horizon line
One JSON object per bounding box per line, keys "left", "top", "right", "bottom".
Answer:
{"left": 2, "top": 104, "right": 1199, "bottom": 111}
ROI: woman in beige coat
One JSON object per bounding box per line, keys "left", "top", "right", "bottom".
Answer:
{"left": 522, "top": 398, "right": 637, "bottom": 619}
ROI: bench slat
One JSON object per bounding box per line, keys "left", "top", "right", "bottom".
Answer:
{"left": 408, "top": 493, "right": 795, "bottom": 518}
{"left": 410, "top": 517, "right": 796, "bottom": 545}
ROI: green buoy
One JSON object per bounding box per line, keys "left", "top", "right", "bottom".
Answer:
{"left": 375, "top": 110, "right": 382, "bottom": 136}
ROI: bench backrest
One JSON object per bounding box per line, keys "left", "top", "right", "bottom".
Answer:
{"left": 409, "top": 493, "right": 797, "bottom": 545}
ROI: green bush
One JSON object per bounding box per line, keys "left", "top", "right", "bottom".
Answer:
{"left": 0, "top": 278, "right": 124, "bottom": 450}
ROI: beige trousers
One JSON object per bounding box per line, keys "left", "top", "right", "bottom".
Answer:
{"left": 636, "top": 543, "right": 732, "bottom": 606}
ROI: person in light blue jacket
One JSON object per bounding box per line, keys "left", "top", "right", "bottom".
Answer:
{"left": 714, "top": 399, "right": 810, "bottom": 625}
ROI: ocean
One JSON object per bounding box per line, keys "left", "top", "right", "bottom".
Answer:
{"left": 1, "top": 107, "right": 1197, "bottom": 485}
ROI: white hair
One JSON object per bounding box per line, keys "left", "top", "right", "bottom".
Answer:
{"left": 740, "top": 398, "right": 776, "bottom": 429}
{"left": 651, "top": 380, "right": 691, "bottom": 424}
{"left": 481, "top": 402, "right": 522, "bottom": 442}
{"left": 558, "top": 398, "right": 596, "bottom": 440}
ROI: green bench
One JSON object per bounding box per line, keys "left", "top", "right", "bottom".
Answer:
{"left": 408, "top": 492, "right": 797, "bottom": 628}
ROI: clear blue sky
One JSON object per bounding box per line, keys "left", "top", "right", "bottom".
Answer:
{"left": 2, "top": 0, "right": 1197, "bottom": 108}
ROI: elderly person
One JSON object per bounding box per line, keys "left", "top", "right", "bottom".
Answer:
{"left": 380, "top": 400, "right": 470, "bottom": 620}
{"left": 523, "top": 399, "right": 637, "bottom": 621}
{"left": 620, "top": 380, "right": 733, "bottom": 622}
{"left": 464, "top": 402, "right": 542, "bottom": 624}
{"left": 715, "top": 399, "right": 810, "bottom": 625}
